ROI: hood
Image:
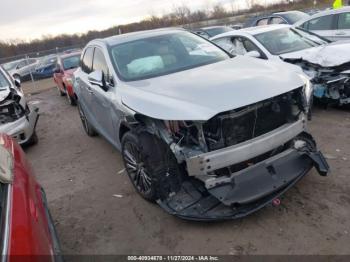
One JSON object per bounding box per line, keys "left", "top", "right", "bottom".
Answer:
{"left": 120, "top": 56, "right": 305, "bottom": 121}
{"left": 281, "top": 41, "right": 350, "bottom": 68}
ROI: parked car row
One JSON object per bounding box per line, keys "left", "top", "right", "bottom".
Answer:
{"left": 2, "top": 58, "right": 39, "bottom": 82}
{"left": 1, "top": 49, "right": 82, "bottom": 82}
{"left": 194, "top": 6, "right": 350, "bottom": 42}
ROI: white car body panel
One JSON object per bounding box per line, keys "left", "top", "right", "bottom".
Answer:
{"left": 280, "top": 40, "right": 350, "bottom": 67}
{"left": 211, "top": 24, "right": 350, "bottom": 68}
{"left": 294, "top": 7, "right": 350, "bottom": 42}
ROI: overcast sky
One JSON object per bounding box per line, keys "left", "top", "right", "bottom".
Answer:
{"left": 0, "top": 0, "right": 278, "bottom": 41}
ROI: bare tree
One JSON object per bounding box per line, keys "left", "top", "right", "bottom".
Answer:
{"left": 211, "top": 4, "right": 228, "bottom": 19}
{"left": 172, "top": 4, "right": 191, "bottom": 24}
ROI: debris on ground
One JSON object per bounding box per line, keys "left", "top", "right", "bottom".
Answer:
{"left": 113, "top": 194, "right": 123, "bottom": 198}
{"left": 117, "top": 168, "right": 126, "bottom": 175}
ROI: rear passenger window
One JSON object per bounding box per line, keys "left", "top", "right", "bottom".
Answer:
{"left": 308, "top": 15, "right": 334, "bottom": 30}
{"left": 270, "top": 17, "right": 286, "bottom": 25}
{"left": 81, "top": 47, "right": 94, "bottom": 74}
{"left": 93, "top": 48, "right": 111, "bottom": 85}
{"left": 257, "top": 18, "right": 269, "bottom": 26}
{"left": 338, "top": 13, "right": 350, "bottom": 30}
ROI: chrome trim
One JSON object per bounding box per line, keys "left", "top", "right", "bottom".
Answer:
{"left": 1, "top": 184, "right": 12, "bottom": 261}
{"left": 186, "top": 120, "right": 305, "bottom": 176}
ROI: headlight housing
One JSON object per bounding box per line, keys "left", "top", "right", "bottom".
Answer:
{"left": 299, "top": 73, "right": 313, "bottom": 108}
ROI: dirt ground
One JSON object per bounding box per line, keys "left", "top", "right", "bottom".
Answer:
{"left": 22, "top": 79, "right": 350, "bottom": 255}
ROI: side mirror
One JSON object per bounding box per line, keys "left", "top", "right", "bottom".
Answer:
{"left": 14, "top": 77, "right": 21, "bottom": 88}
{"left": 88, "top": 70, "right": 108, "bottom": 91}
{"left": 245, "top": 51, "right": 261, "bottom": 58}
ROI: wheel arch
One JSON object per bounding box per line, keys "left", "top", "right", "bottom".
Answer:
{"left": 118, "top": 113, "right": 156, "bottom": 143}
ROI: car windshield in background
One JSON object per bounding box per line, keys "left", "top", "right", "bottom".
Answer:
{"left": 37, "top": 57, "right": 57, "bottom": 68}
{"left": 205, "top": 27, "right": 233, "bottom": 37}
{"left": 110, "top": 31, "right": 230, "bottom": 81}
{"left": 63, "top": 55, "right": 80, "bottom": 70}
{"left": 0, "top": 71, "right": 9, "bottom": 87}
{"left": 255, "top": 27, "right": 325, "bottom": 55}
{"left": 2, "top": 61, "right": 18, "bottom": 71}
{"left": 282, "top": 12, "right": 309, "bottom": 24}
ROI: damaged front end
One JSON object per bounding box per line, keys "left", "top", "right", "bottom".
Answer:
{"left": 284, "top": 58, "right": 350, "bottom": 106}
{"left": 149, "top": 87, "right": 329, "bottom": 221}
{"left": 0, "top": 87, "right": 39, "bottom": 145}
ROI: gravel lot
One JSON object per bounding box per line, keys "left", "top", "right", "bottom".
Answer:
{"left": 22, "top": 79, "right": 350, "bottom": 255}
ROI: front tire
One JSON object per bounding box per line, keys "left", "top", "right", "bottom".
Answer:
{"left": 66, "top": 91, "right": 76, "bottom": 106}
{"left": 77, "top": 102, "right": 97, "bottom": 137}
{"left": 24, "top": 131, "right": 39, "bottom": 147}
{"left": 121, "top": 131, "right": 182, "bottom": 201}
{"left": 56, "top": 84, "right": 65, "bottom": 96}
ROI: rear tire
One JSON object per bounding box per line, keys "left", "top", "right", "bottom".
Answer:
{"left": 66, "top": 90, "right": 76, "bottom": 106}
{"left": 57, "top": 84, "right": 65, "bottom": 96}
{"left": 121, "top": 130, "right": 182, "bottom": 201}
{"left": 77, "top": 102, "right": 97, "bottom": 137}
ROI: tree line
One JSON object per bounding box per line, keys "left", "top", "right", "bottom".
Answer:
{"left": 0, "top": 0, "right": 331, "bottom": 60}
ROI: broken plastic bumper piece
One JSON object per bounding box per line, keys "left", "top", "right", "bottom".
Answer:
{"left": 157, "top": 148, "right": 329, "bottom": 221}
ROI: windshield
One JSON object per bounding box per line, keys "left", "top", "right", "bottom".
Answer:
{"left": 255, "top": 27, "right": 327, "bottom": 55}
{"left": 204, "top": 27, "right": 233, "bottom": 37}
{"left": 110, "top": 31, "right": 230, "bottom": 81}
{"left": 2, "top": 61, "right": 18, "bottom": 71}
{"left": 62, "top": 55, "right": 80, "bottom": 70}
{"left": 281, "top": 11, "right": 309, "bottom": 24}
{"left": 37, "top": 56, "right": 57, "bottom": 68}
{"left": 0, "top": 70, "right": 9, "bottom": 87}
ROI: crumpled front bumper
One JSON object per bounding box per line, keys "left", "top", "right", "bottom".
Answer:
{"left": 0, "top": 105, "right": 39, "bottom": 145}
{"left": 157, "top": 147, "right": 329, "bottom": 221}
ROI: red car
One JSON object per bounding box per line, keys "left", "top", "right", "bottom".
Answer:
{"left": 53, "top": 51, "right": 81, "bottom": 106}
{"left": 0, "top": 133, "right": 61, "bottom": 260}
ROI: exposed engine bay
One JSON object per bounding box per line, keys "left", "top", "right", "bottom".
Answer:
{"left": 166, "top": 87, "right": 306, "bottom": 160}
{"left": 0, "top": 87, "right": 28, "bottom": 125}
{"left": 0, "top": 85, "right": 39, "bottom": 146}
{"left": 284, "top": 58, "right": 350, "bottom": 106}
